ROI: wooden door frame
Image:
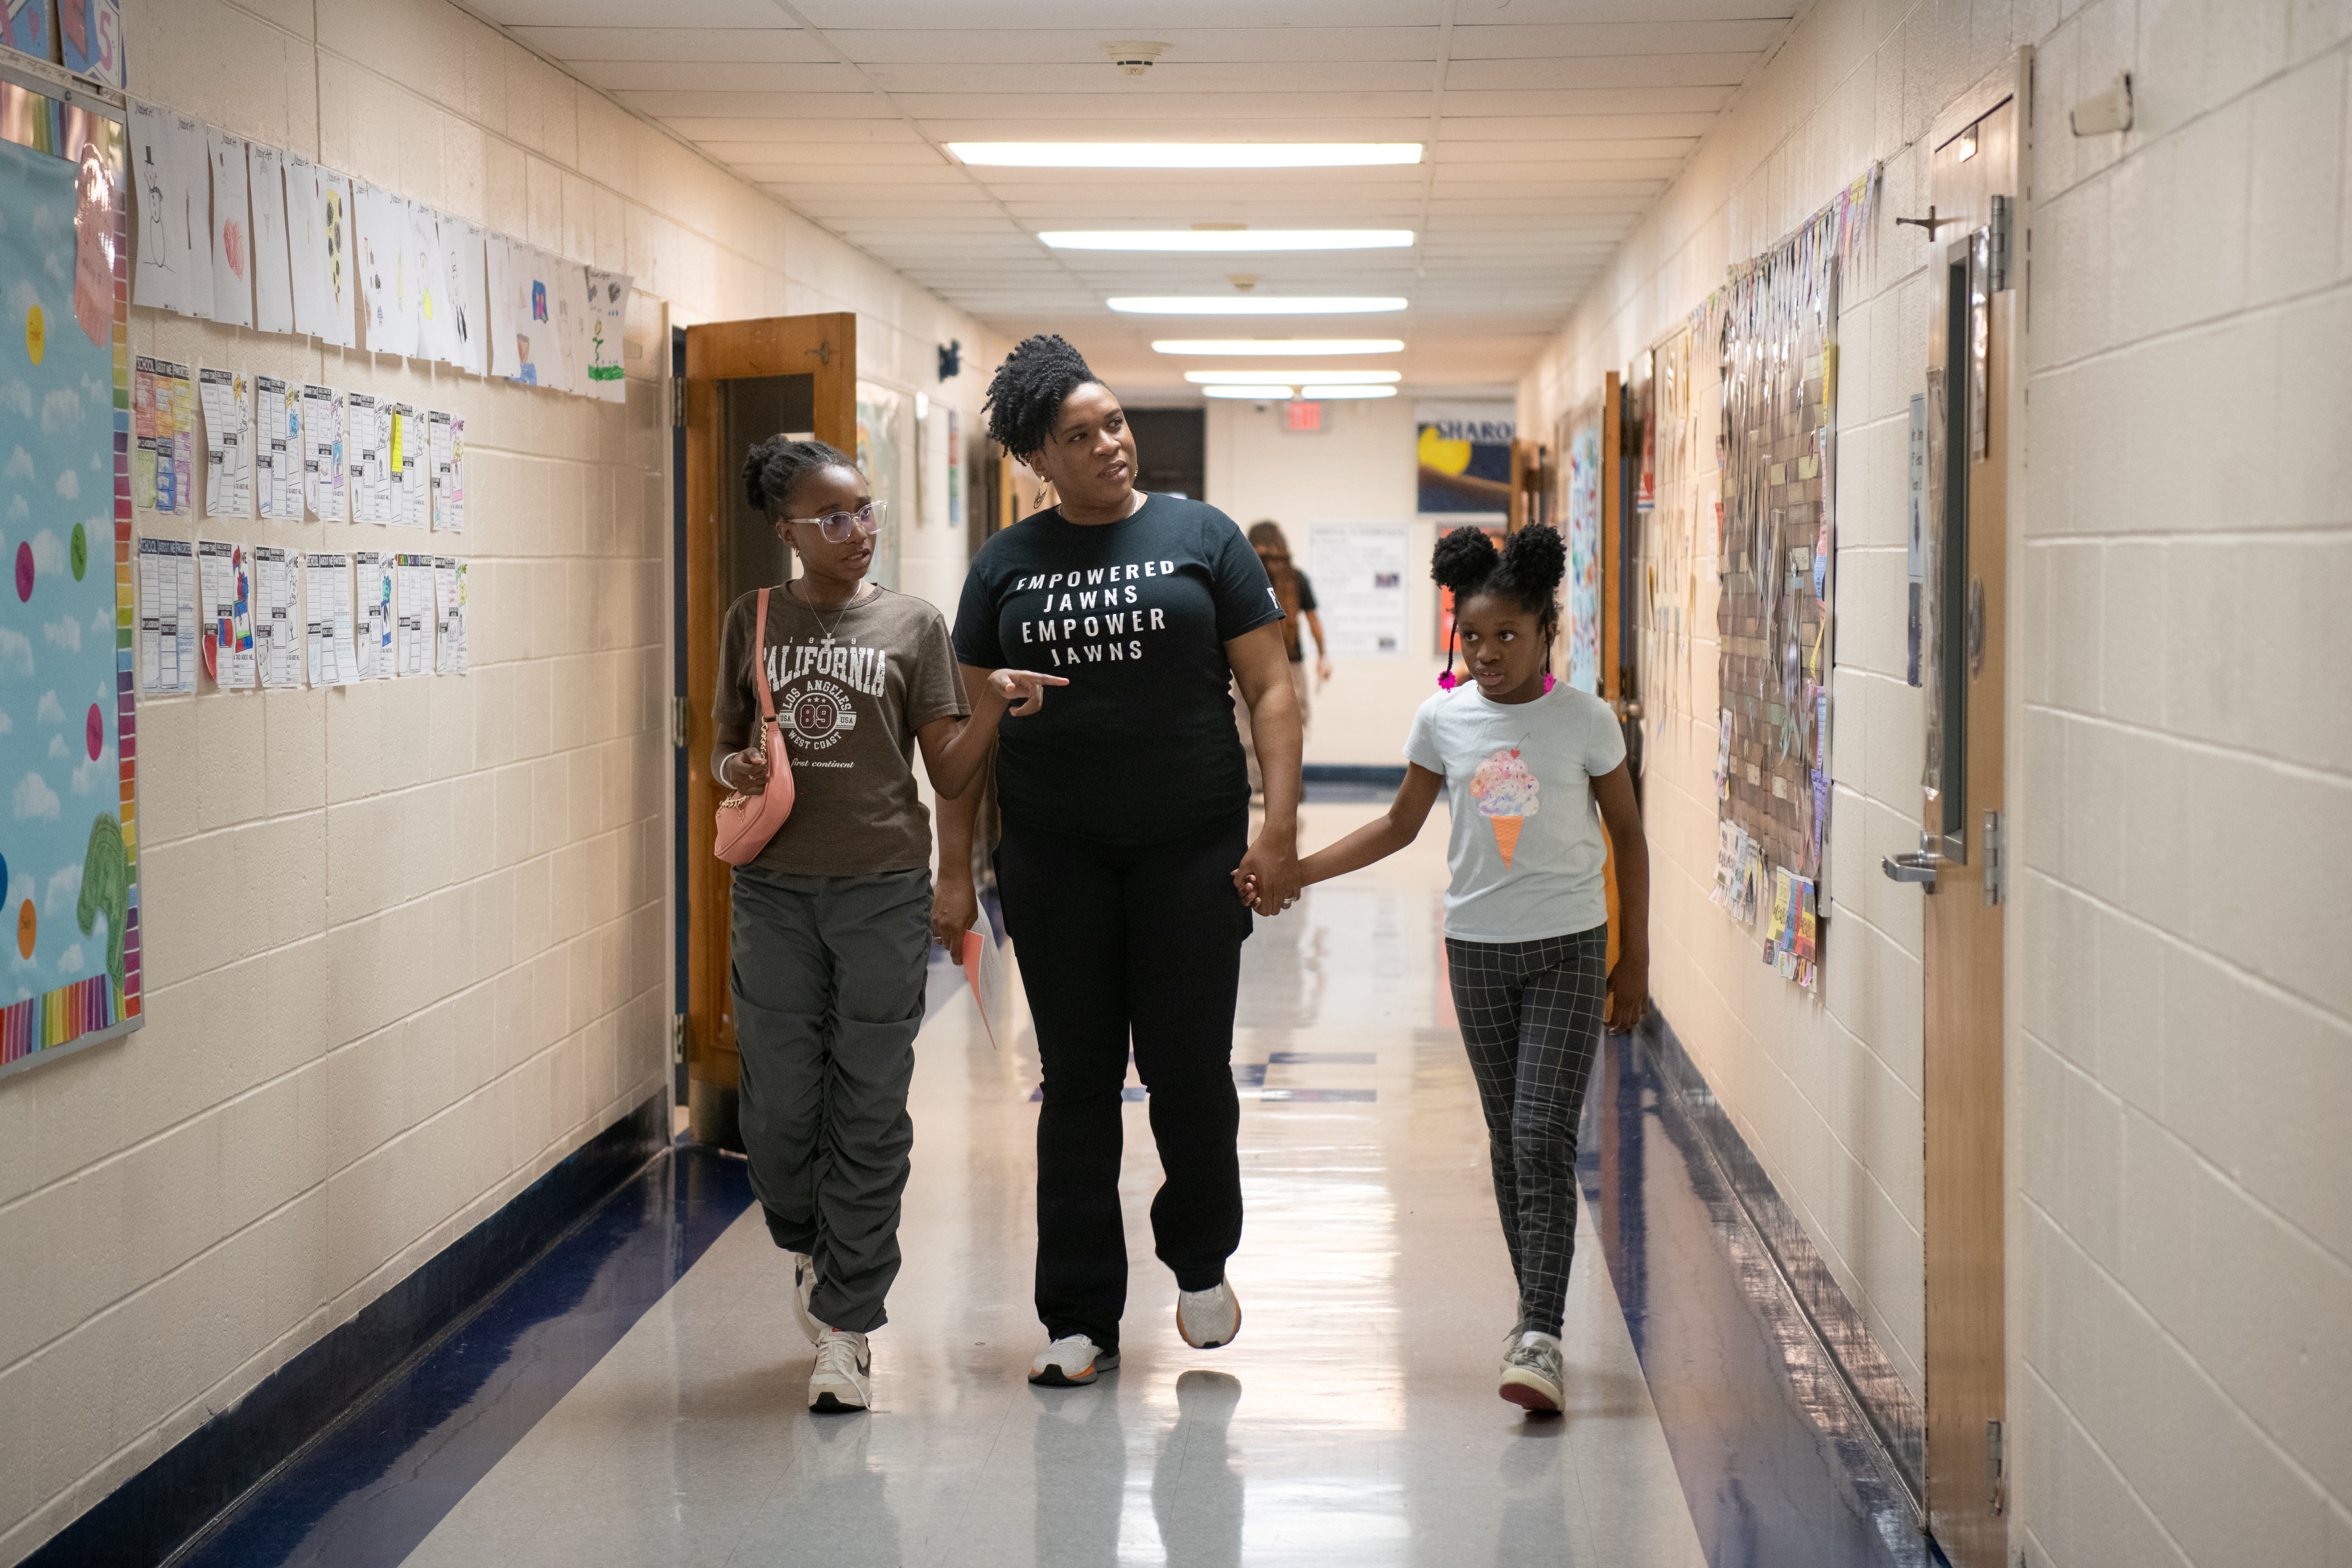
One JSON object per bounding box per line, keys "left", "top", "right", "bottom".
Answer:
{"left": 680, "top": 312, "right": 857, "bottom": 1147}
{"left": 1917, "top": 53, "right": 2030, "bottom": 1568}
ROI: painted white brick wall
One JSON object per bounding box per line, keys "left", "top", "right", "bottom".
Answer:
{"left": 0, "top": 1, "right": 1005, "bottom": 1559}
{"left": 1526, "top": 0, "right": 2352, "bottom": 1561}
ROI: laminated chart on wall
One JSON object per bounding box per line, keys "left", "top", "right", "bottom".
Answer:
{"left": 301, "top": 383, "right": 344, "bottom": 521}
{"left": 393, "top": 553, "right": 433, "bottom": 677}
{"left": 197, "top": 367, "right": 251, "bottom": 518}
{"left": 131, "top": 356, "right": 194, "bottom": 514}
{"left": 204, "top": 127, "right": 254, "bottom": 330}
{"left": 353, "top": 548, "right": 393, "bottom": 679}
{"left": 433, "top": 556, "right": 466, "bottom": 675}
{"left": 247, "top": 141, "right": 293, "bottom": 335}
{"left": 137, "top": 536, "right": 195, "bottom": 694}
{"left": 251, "top": 545, "right": 302, "bottom": 687}
{"left": 286, "top": 154, "right": 354, "bottom": 348}
{"left": 304, "top": 551, "right": 357, "bottom": 686}
{"left": 1708, "top": 164, "right": 1879, "bottom": 992}
{"left": 346, "top": 391, "right": 386, "bottom": 523}
{"left": 428, "top": 410, "right": 462, "bottom": 532}
{"left": 197, "top": 539, "right": 254, "bottom": 690}
{"left": 128, "top": 102, "right": 210, "bottom": 317}
{"left": 254, "top": 374, "right": 299, "bottom": 520}
{"left": 0, "top": 114, "right": 143, "bottom": 1073}
{"left": 586, "top": 269, "right": 632, "bottom": 403}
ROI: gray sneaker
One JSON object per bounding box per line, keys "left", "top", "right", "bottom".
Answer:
{"left": 1499, "top": 1330, "right": 1565, "bottom": 1413}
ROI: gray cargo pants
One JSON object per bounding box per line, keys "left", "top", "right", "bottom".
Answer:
{"left": 729, "top": 863, "right": 932, "bottom": 1334}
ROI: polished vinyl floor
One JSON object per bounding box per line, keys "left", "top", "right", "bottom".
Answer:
{"left": 183, "top": 802, "right": 1928, "bottom": 1568}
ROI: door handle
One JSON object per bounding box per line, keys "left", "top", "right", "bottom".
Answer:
{"left": 1882, "top": 851, "right": 1939, "bottom": 891}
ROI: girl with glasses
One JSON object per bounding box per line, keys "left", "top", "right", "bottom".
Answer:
{"left": 715, "top": 438, "right": 1060, "bottom": 1413}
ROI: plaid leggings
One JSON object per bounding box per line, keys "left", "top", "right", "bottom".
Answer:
{"left": 1445, "top": 925, "right": 1609, "bottom": 1338}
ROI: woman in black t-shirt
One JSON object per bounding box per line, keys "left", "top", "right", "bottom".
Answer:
{"left": 945, "top": 335, "right": 1304, "bottom": 1388}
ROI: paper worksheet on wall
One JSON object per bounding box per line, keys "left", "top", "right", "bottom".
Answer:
{"left": 451, "top": 221, "right": 490, "bottom": 377}
{"left": 287, "top": 155, "right": 354, "bottom": 347}
{"left": 197, "top": 539, "right": 255, "bottom": 690}
{"left": 204, "top": 127, "right": 254, "bottom": 330}
{"left": 137, "top": 535, "right": 196, "bottom": 694}
{"left": 346, "top": 392, "right": 386, "bottom": 524}
{"left": 252, "top": 544, "right": 302, "bottom": 688}
{"left": 428, "top": 411, "right": 463, "bottom": 532}
{"left": 353, "top": 180, "right": 415, "bottom": 357}
{"left": 304, "top": 552, "right": 358, "bottom": 686}
{"left": 301, "top": 384, "right": 344, "bottom": 521}
{"left": 390, "top": 402, "right": 426, "bottom": 528}
{"left": 254, "top": 375, "right": 300, "bottom": 521}
{"left": 197, "top": 367, "right": 251, "bottom": 519}
{"left": 133, "top": 357, "right": 195, "bottom": 515}
{"left": 129, "top": 102, "right": 211, "bottom": 317}
{"left": 434, "top": 556, "right": 467, "bottom": 675}
{"left": 410, "top": 203, "right": 459, "bottom": 366}
{"left": 246, "top": 142, "right": 294, "bottom": 335}
{"left": 394, "top": 553, "right": 434, "bottom": 677}
{"left": 353, "top": 549, "right": 394, "bottom": 679}
{"left": 485, "top": 233, "right": 520, "bottom": 379}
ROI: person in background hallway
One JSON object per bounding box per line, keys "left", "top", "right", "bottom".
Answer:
{"left": 715, "top": 438, "right": 1059, "bottom": 1413}
{"left": 1248, "top": 524, "right": 1649, "bottom": 1414}
{"left": 941, "top": 334, "right": 1305, "bottom": 1388}
{"left": 1237, "top": 521, "right": 1331, "bottom": 797}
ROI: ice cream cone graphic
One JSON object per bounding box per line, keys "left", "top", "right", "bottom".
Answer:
{"left": 1470, "top": 748, "right": 1540, "bottom": 868}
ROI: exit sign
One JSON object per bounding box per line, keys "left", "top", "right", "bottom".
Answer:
{"left": 1285, "top": 401, "right": 1323, "bottom": 431}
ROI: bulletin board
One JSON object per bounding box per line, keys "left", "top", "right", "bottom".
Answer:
{"left": 1707, "top": 166, "right": 1879, "bottom": 989}
{"left": 0, "top": 64, "right": 140, "bottom": 1077}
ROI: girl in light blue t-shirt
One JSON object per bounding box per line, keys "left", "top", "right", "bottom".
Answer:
{"left": 1265, "top": 524, "right": 1650, "bottom": 1416}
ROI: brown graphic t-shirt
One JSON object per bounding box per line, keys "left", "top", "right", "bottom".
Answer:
{"left": 714, "top": 585, "right": 968, "bottom": 877}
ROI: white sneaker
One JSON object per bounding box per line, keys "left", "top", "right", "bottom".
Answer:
{"left": 1499, "top": 1330, "right": 1564, "bottom": 1413}
{"left": 808, "top": 1327, "right": 871, "bottom": 1413}
{"left": 787, "top": 1251, "right": 822, "bottom": 1347}
{"left": 1028, "top": 1334, "right": 1118, "bottom": 1387}
{"left": 1176, "top": 1277, "right": 1242, "bottom": 1349}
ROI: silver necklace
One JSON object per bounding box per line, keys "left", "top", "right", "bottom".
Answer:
{"left": 796, "top": 580, "right": 868, "bottom": 647}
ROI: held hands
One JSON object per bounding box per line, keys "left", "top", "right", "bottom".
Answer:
{"left": 990, "top": 668, "right": 1069, "bottom": 716}
{"left": 1231, "top": 841, "right": 1303, "bottom": 918}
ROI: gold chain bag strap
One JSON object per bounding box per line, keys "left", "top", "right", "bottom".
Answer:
{"left": 714, "top": 587, "right": 796, "bottom": 864}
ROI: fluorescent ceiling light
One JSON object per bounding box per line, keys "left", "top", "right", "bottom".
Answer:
{"left": 1154, "top": 339, "right": 1404, "bottom": 356}
{"left": 1038, "top": 229, "right": 1415, "bottom": 252}
{"left": 1301, "top": 385, "right": 1398, "bottom": 399}
{"left": 950, "top": 142, "right": 1422, "bottom": 169}
{"left": 1109, "top": 297, "right": 1407, "bottom": 315}
{"left": 1183, "top": 369, "right": 1400, "bottom": 385}
{"left": 1197, "top": 384, "right": 1403, "bottom": 401}
{"left": 1200, "top": 385, "right": 1280, "bottom": 399}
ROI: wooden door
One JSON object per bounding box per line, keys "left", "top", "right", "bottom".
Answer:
{"left": 680, "top": 313, "right": 857, "bottom": 1147}
{"left": 1917, "top": 90, "right": 2018, "bottom": 1568}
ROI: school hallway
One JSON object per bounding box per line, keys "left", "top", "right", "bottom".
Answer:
{"left": 147, "top": 803, "right": 1923, "bottom": 1568}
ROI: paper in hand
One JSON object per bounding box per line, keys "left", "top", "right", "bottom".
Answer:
{"left": 962, "top": 915, "right": 1007, "bottom": 1050}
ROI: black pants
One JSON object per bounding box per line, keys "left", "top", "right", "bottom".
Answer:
{"left": 996, "top": 812, "right": 1252, "bottom": 1352}
{"left": 1445, "top": 926, "right": 1609, "bottom": 1338}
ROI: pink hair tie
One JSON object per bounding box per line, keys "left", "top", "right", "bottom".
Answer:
{"left": 1437, "top": 671, "right": 1459, "bottom": 690}
{"left": 1542, "top": 673, "right": 1557, "bottom": 694}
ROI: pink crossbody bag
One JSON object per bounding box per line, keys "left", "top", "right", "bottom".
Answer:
{"left": 714, "top": 588, "right": 796, "bottom": 865}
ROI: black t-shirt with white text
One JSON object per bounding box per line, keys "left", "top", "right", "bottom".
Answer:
{"left": 954, "top": 494, "right": 1282, "bottom": 844}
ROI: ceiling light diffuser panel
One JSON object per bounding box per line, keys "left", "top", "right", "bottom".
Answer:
{"left": 1182, "top": 370, "right": 1401, "bottom": 385}
{"left": 950, "top": 143, "right": 1423, "bottom": 168}
{"left": 1107, "top": 297, "right": 1408, "bottom": 315}
{"left": 1037, "top": 230, "right": 1416, "bottom": 252}
{"left": 1154, "top": 340, "right": 1405, "bottom": 355}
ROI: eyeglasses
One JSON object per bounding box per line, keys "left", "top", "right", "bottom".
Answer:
{"left": 783, "top": 501, "right": 887, "bottom": 543}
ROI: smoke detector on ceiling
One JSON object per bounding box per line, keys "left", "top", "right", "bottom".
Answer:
{"left": 1102, "top": 41, "right": 1168, "bottom": 77}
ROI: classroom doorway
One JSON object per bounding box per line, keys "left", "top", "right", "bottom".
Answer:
{"left": 675, "top": 312, "right": 858, "bottom": 1149}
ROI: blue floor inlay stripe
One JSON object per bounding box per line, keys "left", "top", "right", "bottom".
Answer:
{"left": 176, "top": 1146, "right": 756, "bottom": 1568}
{"left": 1578, "top": 1029, "right": 1944, "bottom": 1568}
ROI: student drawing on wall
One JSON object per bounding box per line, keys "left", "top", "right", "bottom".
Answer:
{"left": 141, "top": 144, "right": 164, "bottom": 274}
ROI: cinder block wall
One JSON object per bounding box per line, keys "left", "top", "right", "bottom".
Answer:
{"left": 1521, "top": 0, "right": 2352, "bottom": 1561}
{"left": 0, "top": 2, "right": 1003, "bottom": 1559}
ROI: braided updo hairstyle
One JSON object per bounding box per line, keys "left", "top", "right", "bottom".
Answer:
{"left": 1433, "top": 525, "right": 1569, "bottom": 685}
{"left": 983, "top": 334, "right": 1100, "bottom": 460}
{"left": 743, "top": 436, "right": 857, "bottom": 521}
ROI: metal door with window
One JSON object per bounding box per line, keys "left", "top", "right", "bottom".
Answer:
{"left": 1883, "top": 72, "right": 2023, "bottom": 1568}
{"left": 679, "top": 313, "right": 857, "bottom": 1147}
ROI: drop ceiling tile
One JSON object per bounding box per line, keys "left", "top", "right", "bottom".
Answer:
{"left": 861, "top": 61, "right": 1436, "bottom": 94}
{"left": 1449, "top": 0, "right": 1793, "bottom": 20}
{"left": 659, "top": 118, "right": 927, "bottom": 144}
{"left": 1436, "top": 112, "right": 1722, "bottom": 140}
{"left": 824, "top": 26, "right": 1443, "bottom": 64}
{"left": 788, "top": 0, "right": 1445, "bottom": 27}
{"left": 1445, "top": 53, "right": 1757, "bottom": 91}
{"left": 700, "top": 142, "right": 952, "bottom": 166}
{"left": 566, "top": 62, "right": 867, "bottom": 91}
{"left": 1446, "top": 20, "right": 1792, "bottom": 56}
{"left": 474, "top": 0, "right": 786, "bottom": 23}
{"left": 885, "top": 91, "right": 1436, "bottom": 120}
{"left": 509, "top": 25, "right": 831, "bottom": 62}
{"left": 615, "top": 91, "right": 900, "bottom": 118}
{"left": 1431, "top": 137, "right": 1696, "bottom": 162}
{"left": 1438, "top": 86, "right": 1735, "bottom": 115}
